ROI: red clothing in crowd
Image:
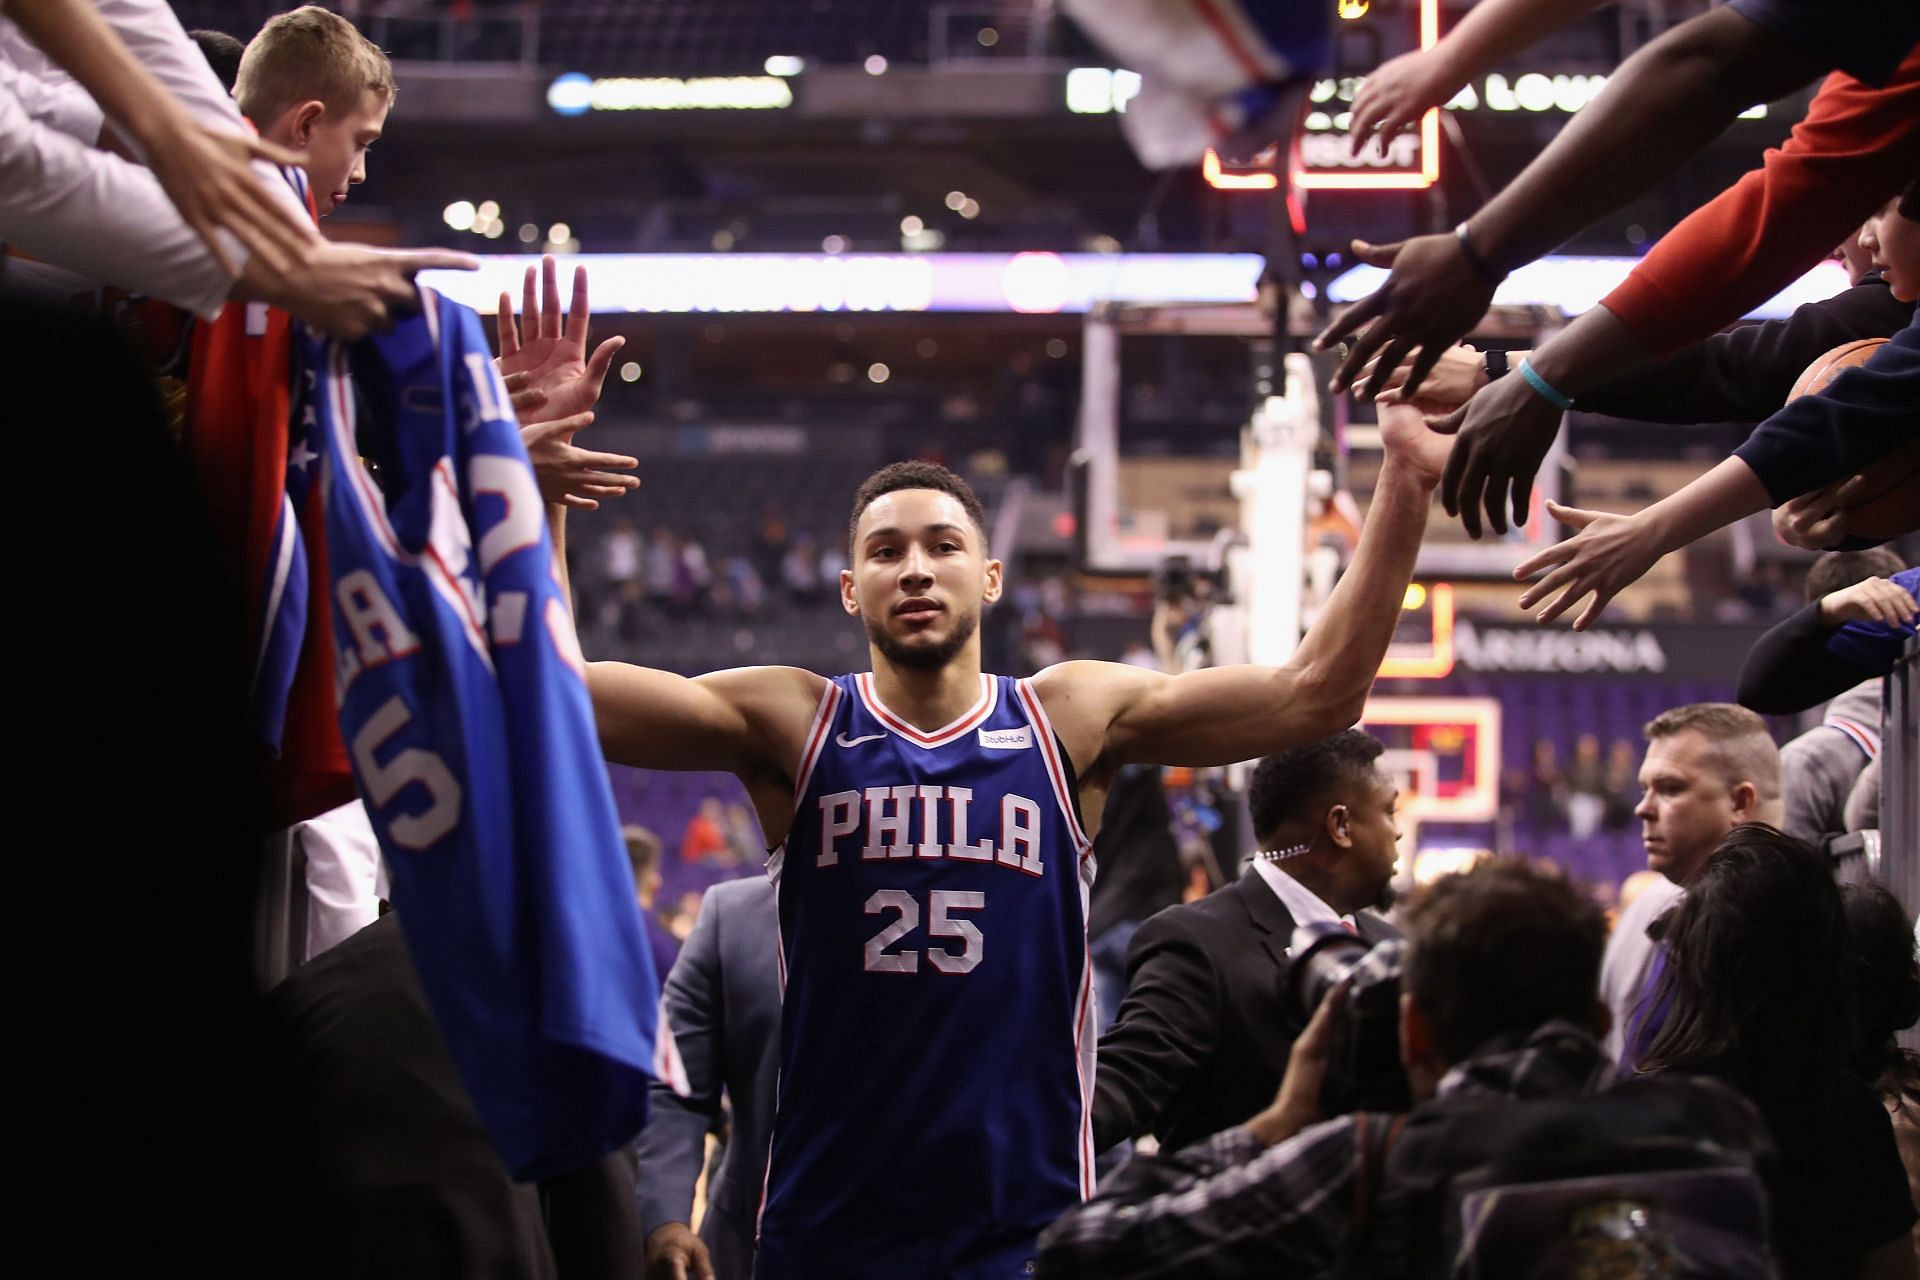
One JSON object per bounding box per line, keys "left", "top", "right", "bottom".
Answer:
{"left": 1603, "top": 45, "right": 1920, "bottom": 360}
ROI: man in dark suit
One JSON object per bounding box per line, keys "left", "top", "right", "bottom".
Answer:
{"left": 1091, "top": 730, "right": 1403, "bottom": 1154}
{"left": 635, "top": 876, "right": 782, "bottom": 1280}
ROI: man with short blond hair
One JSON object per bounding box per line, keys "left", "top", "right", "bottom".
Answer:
{"left": 235, "top": 5, "right": 393, "bottom": 215}
{"left": 1600, "top": 701, "right": 1783, "bottom": 1062}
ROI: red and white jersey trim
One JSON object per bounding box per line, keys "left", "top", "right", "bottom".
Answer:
{"left": 1015, "top": 679, "right": 1093, "bottom": 856}
{"left": 854, "top": 671, "right": 997, "bottom": 747}
{"left": 789, "top": 678, "right": 844, "bottom": 814}
{"left": 1825, "top": 714, "right": 1880, "bottom": 761}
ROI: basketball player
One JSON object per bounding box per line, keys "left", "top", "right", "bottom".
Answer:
{"left": 557, "top": 404, "right": 1449, "bottom": 1277}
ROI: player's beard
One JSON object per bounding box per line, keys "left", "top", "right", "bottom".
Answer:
{"left": 867, "top": 605, "right": 980, "bottom": 672}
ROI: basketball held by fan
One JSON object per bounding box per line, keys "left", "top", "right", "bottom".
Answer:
{"left": 1786, "top": 337, "right": 1919, "bottom": 541}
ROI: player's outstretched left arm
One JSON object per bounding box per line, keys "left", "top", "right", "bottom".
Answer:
{"left": 1038, "top": 404, "right": 1447, "bottom": 772}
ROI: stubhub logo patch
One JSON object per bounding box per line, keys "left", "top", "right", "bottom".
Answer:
{"left": 978, "top": 726, "right": 1033, "bottom": 750}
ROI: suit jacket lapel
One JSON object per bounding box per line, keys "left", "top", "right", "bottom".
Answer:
{"left": 1233, "top": 871, "right": 1298, "bottom": 975}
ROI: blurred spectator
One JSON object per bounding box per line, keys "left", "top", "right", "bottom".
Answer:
{"left": 1525, "top": 737, "right": 1569, "bottom": 833}
{"left": 818, "top": 542, "right": 848, "bottom": 592}
{"left": 757, "top": 508, "right": 789, "bottom": 588}
{"left": 624, "top": 824, "right": 678, "bottom": 986}
{"left": 675, "top": 534, "right": 712, "bottom": 615}
{"left": 679, "top": 796, "right": 729, "bottom": 867}
{"left": 1603, "top": 737, "right": 1640, "bottom": 831}
{"left": 723, "top": 555, "right": 766, "bottom": 614}
{"left": 645, "top": 527, "right": 678, "bottom": 612}
{"left": 1639, "top": 824, "right": 1917, "bottom": 1279}
{"left": 1566, "top": 733, "right": 1607, "bottom": 839}
{"left": 782, "top": 534, "right": 823, "bottom": 607}
{"left": 723, "top": 802, "right": 762, "bottom": 867}
{"left": 601, "top": 516, "right": 642, "bottom": 637}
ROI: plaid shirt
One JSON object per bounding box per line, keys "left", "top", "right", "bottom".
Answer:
{"left": 1034, "top": 1022, "right": 1613, "bottom": 1279}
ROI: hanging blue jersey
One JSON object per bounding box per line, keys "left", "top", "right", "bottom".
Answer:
{"left": 760, "top": 672, "right": 1096, "bottom": 1279}
{"left": 307, "top": 289, "right": 682, "bottom": 1181}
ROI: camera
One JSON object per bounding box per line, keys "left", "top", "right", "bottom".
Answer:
{"left": 1285, "top": 922, "right": 1413, "bottom": 1115}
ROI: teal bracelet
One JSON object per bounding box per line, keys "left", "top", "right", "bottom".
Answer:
{"left": 1517, "top": 358, "right": 1573, "bottom": 411}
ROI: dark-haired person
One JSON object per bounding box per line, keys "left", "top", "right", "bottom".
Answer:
{"left": 1751, "top": 550, "right": 1909, "bottom": 845}
{"left": 1843, "top": 882, "right": 1920, "bottom": 1261}
{"left": 1638, "top": 825, "right": 1916, "bottom": 1279}
{"left": 1090, "top": 730, "right": 1403, "bottom": 1157}
{"left": 1036, "top": 858, "right": 1773, "bottom": 1277}
{"left": 556, "top": 406, "right": 1450, "bottom": 1278}
{"left": 187, "top": 28, "right": 242, "bottom": 92}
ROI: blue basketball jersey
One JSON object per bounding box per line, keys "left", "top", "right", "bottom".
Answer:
{"left": 308, "top": 290, "right": 681, "bottom": 1181}
{"left": 759, "top": 672, "right": 1096, "bottom": 1279}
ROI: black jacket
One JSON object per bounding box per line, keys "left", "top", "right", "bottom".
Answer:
{"left": 1576, "top": 273, "right": 1912, "bottom": 424}
{"left": 1091, "top": 869, "right": 1400, "bottom": 1154}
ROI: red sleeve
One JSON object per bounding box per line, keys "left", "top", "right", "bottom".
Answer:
{"left": 1602, "top": 47, "right": 1920, "bottom": 359}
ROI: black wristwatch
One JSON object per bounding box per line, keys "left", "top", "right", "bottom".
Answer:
{"left": 1482, "top": 348, "right": 1510, "bottom": 382}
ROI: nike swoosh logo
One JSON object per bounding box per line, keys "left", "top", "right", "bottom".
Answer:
{"left": 836, "top": 732, "right": 888, "bottom": 748}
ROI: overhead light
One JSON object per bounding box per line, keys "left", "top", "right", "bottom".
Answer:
{"left": 821, "top": 234, "right": 849, "bottom": 254}
{"left": 547, "top": 222, "right": 572, "bottom": 244}
{"left": 764, "top": 54, "right": 805, "bottom": 76}
{"left": 900, "top": 215, "right": 924, "bottom": 235}
{"left": 476, "top": 199, "right": 500, "bottom": 221}
{"left": 619, "top": 362, "right": 642, "bottom": 382}
{"left": 442, "top": 200, "right": 477, "bottom": 232}
{"left": 518, "top": 223, "right": 540, "bottom": 243}
{"left": 864, "top": 54, "right": 888, "bottom": 75}
{"left": 944, "top": 190, "right": 967, "bottom": 211}
{"left": 867, "top": 362, "right": 891, "bottom": 383}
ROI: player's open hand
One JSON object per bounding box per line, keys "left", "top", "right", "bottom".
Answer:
{"left": 1377, "top": 400, "right": 1452, "bottom": 489}
{"left": 1348, "top": 48, "right": 1459, "bottom": 149}
{"left": 146, "top": 117, "right": 316, "bottom": 277}
{"left": 1431, "top": 367, "right": 1564, "bottom": 539}
{"left": 497, "top": 255, "right": 625, "bottom": 426}
{"left": 522, "top": 411, "right": 639, "bottom": 511}
{"left": 644, "top": 1222, "right": 715, "bottom": 1280}
{"left": 1818, "top": 576, "right": 1920, "bottom": 630}
{"left": 1313, "top": 233, "right": 1496, "bottom": 403}
{"left": 1370, "top": 342, "right": 1486, "bottom": 416}
{"left": 1514, "top": 500, "right": 1663, "bottom": 631}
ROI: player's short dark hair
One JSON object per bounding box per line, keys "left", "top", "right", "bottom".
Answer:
{"left": 190, "top": 29, "right": 246, "bottom": 91}
{"left": 1247, "top": 729, "right": 1385, "bottom": 843}
{"left": 1401, "top": 857, "right": 1606, "bottom": 1063}
{"left": 1805, "top": 548, "right": 1906, "bottom": 603}
{"left": 848, "top": 460, "right": 988, "bottom": 553}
